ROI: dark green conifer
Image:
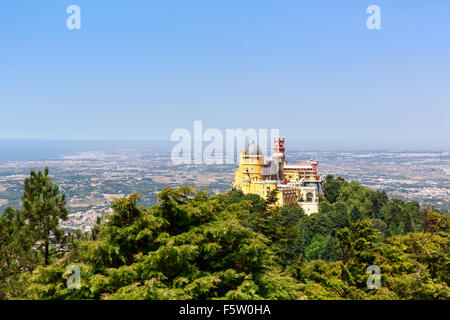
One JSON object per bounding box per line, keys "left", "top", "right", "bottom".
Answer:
{"left": 22, "top": 167, "right": 68, "bottom": 265}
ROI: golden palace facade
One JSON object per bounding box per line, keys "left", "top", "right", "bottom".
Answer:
{"left": 233, "top": 138, "right": 323, "bottom": 215}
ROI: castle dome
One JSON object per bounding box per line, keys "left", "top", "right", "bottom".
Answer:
{"left": 244, "top": 142, "right": 263, "bottom": 156}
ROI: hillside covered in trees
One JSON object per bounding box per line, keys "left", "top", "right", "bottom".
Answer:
{"left": 0, "top": 169, "right": 449, "bottom": 300}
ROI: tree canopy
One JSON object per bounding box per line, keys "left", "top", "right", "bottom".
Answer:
{"left": 0, "top": 172, "right": 448, "bottom": 300}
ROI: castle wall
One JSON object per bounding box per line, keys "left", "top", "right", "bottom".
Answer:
{"left": 299, "top": 202, "right": 319, "bottom": 215}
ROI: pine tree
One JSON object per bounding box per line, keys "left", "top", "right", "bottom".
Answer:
{"left": 0, "top": 207, "right": 40, "bottom": 298}
{"left": 265, "top": 188, "right": 279, "bottom": 206}
{"left": 22, "top": 167, "right": 68, "bottom": 266}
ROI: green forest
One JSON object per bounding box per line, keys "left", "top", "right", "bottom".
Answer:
{"left": 0, "top": 168, "right": 448, "bottom": 300}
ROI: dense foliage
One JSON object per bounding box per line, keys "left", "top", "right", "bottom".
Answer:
{"left": 0, "top": 171, "right": 448, "bottom": 300}
{"left": 0, "top": 167, "right": 68, "bottom": 299}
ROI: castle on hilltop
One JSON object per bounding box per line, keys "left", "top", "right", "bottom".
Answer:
{"left": 233, "top": 138, "right": 323, "bottom": 215}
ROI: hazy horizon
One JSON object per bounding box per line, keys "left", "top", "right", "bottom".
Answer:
{"left": 0, "top": 139, "right": 448, "bottom": 163}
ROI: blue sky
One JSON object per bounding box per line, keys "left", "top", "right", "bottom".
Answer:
{"left": 0, "top": 1, "right": 449, "bottom": 150}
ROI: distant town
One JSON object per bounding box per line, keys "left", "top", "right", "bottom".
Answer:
{"left": 0, "top": 148, "right": 448, "bottom": 233}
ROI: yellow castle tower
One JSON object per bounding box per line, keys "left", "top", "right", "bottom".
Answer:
{"left": 233, "top": 142, "right": 279, "bottom": 201}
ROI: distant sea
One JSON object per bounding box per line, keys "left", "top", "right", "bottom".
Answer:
{"left": 0, "top": 140, "right": 447, "bottom": 163}
{"left": 0, "top": 140, "right": 173, "bottom": 162}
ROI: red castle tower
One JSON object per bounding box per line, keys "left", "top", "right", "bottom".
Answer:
{"left": 273, "top": 137, "right": 286, "bottom": 163}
